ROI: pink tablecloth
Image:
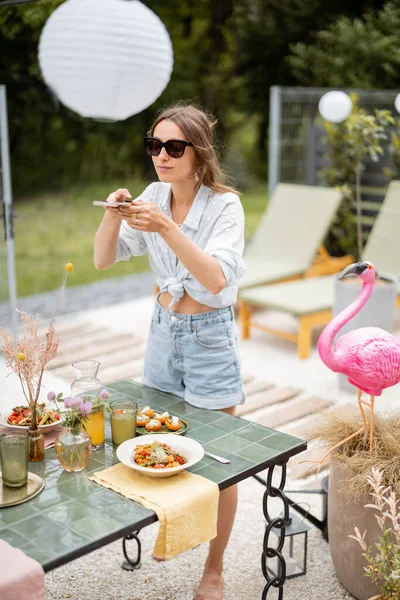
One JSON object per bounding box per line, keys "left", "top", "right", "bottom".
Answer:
{"left": 0, "top": 424, "right": 62, "bottom": 449}
{"left": 0, "top": 540, "right": 45, "bottom": 600}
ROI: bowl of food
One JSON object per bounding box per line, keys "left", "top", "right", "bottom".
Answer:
{"left": 116, "top": 434, "right": 204, "bottom": 478}
{"left": 1, "top": 403, "right": 62, "bottom": 432}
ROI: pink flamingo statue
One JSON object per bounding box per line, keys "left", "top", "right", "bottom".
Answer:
{"left": 307, "top": 261, "right": 400, "bottom": 472}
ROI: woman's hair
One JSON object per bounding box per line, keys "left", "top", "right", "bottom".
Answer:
{"left": 148, "top": 103, "right": 239, "bottom": 195}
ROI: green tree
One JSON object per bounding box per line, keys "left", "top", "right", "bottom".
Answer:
{"left": 0, "top": 0, "right": 244, "bottom": 194}
{"left": 322, "top": 100, "right": 394, "bottom": 259}
{"left": 0, "top": 0, "right": 391, "bottom": 194}
{"left": 288, "top": 2, "right": 400, "bottom": 88}
{"left": 233, "top": 0, "right": 386, "bottom": 177}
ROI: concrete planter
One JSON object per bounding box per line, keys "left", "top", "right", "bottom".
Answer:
{"left": 333, "top": 273, "right": 397, "bottom": 393}
{"left": 328, "top": 461, "right": 380, "bottom": 600}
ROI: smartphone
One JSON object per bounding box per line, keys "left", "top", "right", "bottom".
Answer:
{"left": 93, "top": 200, "right": 132, "bottom": 207}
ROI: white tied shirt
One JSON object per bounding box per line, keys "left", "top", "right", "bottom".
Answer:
{"left": 115, "top": 182, "right": 246, "bottom": 311}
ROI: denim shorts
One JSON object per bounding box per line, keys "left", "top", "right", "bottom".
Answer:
{"left": 142, "top": 300, "right": 246, "bottom": 410}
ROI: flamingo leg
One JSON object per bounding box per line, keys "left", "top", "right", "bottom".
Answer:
{"left": 369, "top": 395, "right": 375, "bottom": 455}
{"left": 302, "top": 389, "right": 368, "bottom": 475}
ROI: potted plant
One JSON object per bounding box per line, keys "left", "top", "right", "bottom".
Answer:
{"left": 350, "top": 468, "right": 400, "bottom": 600}
{"left": 309, "top": 408, "right": 400, "bottom": 600}
{"left": 322, "top": 102, "right": 397, "bottom": 392}
{"left": 0, "top": 263, "right": 73, "bottom": 461}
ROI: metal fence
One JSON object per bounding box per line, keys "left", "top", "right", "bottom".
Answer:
{"left": 0, "top": 85, "right": 18, "bottom": 335}
{"left": 268, "top": 86, "right": 400, "bottom": 239}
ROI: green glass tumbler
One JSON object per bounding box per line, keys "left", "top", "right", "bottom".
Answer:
{"left": 110, "top": 401, "right": 137, "bottom": 447}
{"left": 0, "top": 432, "right": 29, "bottom": 488}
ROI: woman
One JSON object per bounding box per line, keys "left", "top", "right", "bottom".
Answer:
{"left": 94, "top": 104, "right": 246, "bottom": 600}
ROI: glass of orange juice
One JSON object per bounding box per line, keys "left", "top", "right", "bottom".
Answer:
{"left": 85, "top": 403, "right": 105, "bottom": 451}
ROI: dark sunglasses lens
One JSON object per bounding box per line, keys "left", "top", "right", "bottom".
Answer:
{"left": 165, "top": 141, "right": 186, "bottom": 158}
{"left": 144, "top": 139, "right": 161, "bottom": 156}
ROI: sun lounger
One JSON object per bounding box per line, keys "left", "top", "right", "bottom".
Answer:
{"left": 240, "top": 183, "right": 350, "bottom": 289}
{"left": 239, "top": 180, "right": 400, "bottom": 358}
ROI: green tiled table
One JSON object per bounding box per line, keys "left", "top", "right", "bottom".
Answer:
{"left": 0, "top": 380, "right": 306, "bottom": 599}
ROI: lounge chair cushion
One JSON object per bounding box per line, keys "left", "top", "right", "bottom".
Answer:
{"left": 239, "top": 276, "right": 335, "bottom": 316}
{"left": 239, "top": 257, "right": 303, "bottom": 289}
{"left": 240, "top": 274, "right": 400, "bottom": 316}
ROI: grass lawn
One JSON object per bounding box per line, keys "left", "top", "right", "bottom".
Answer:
{"left": 14, "top": 179, "right": 268, "bottom": 297}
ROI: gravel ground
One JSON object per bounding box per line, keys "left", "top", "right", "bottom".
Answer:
{"left": 45, "top": 477, "right": 354, "bottom": 600}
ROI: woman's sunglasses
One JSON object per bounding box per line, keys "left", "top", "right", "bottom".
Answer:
{"left": 144, "top": 136, "right": 193, "bottom": 159}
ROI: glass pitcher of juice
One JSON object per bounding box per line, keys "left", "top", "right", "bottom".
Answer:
{"left": 71, "top": 360, "right": 104, "bottom": 451}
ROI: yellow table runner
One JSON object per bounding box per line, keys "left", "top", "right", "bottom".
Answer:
{"left": 89, "top": 463, "right": 219, "bottom": 560}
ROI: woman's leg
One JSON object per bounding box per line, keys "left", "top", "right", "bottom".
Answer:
{"left": 195, "top": 406, "right": 238, "bottom": 600}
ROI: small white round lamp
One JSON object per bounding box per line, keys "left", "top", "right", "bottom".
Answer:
{"left": 38, "top": 0, "right": 174, "bottom": 121}
{"left": 394, "top": 93, "right": 400, "bottom": 114}
{"left": 318, "top": 91, "right": 352, "bottom": 124}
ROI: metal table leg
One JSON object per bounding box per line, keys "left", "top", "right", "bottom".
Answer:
{"left": 253, "top": 472, "right": 328, "bottom": 540}
{"left": 261, "top": 463, "right": 290, "bottom": 599}
{"left": 121, "top": 530, "right": 142, "bottom": 571}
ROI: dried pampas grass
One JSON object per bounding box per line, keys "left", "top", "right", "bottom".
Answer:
{"left": 308, "top": 406, "right": 400, "bottom": 501}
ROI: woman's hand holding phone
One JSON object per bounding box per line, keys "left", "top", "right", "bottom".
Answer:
{"left": 117, "top": 198, "right": 141, "bottom": 229}
{"left": 101, "top": 188, "right": 132, "bottom": 219}
{"left": 96, "top": 188, "right": 166, "bottom": 232}
{"left": 121, "top": 200, "right": 168, "bottom": 233}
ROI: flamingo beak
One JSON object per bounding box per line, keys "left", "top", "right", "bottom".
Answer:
{"left": 338, "top": 262, "right": 368, "bottom": 279}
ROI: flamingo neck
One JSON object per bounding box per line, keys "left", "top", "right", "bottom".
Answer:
{"left": 318, "top": 280, "right": 374, "bottom": 371}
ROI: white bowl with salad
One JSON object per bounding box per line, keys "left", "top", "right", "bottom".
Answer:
{"left": 117, "top": 434, "right": 204, "bottom": 478}
{"left": 1, "top": 403, "right": 62, "bottom": 432}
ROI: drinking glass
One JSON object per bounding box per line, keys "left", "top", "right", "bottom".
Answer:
{"left": 110, "top": 402, "right": 137, "bottom": 447}
{"left": 85, "top": 404, "right": 105, "bottom": 451}
{"left": 0, "top": 432, "right": 29, "bottom": 488}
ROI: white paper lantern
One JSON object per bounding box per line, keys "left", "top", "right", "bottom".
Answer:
{"left": 318, "top": 91, "right": 352, "bottom": 124}
{"left": 38, "top": 0, "right": 174, "bottom": 121}
{"left": 395, "top": 93, "right": 400, "bottom": 114}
